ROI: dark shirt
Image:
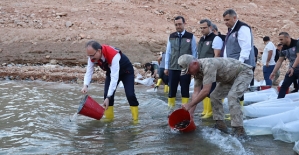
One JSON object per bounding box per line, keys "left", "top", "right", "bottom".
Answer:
{"left": 253, "top": 46, "right": 258, "bottom": 63}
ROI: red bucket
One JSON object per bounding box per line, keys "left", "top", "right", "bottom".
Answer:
{"left": 277, "top": 86, "right": 289, "bottom": 94}
{"left": 168, "top": 108, "right": 196, "bottom": 132}
{"left": 77, "top": 95, "right": 105, "bottom": 120}
{"left": 260, "top": 85, "right": 271, "bottom": 90}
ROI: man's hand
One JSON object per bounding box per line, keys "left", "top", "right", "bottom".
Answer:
{"left": 266, "top": 62, "right": 269, "bottom": 67}
{"left": 182, "top": 103, "right": 192, "bottom": 111}
{"left": 164, "top": 69, "right": 169, "bottom": 76}
{"left": 287, "top": 68, "right": 294, "bottom": 77}
{"left": 269, "top": 72, "right": 275, "bottom": 80}
{"left": 81, "top": 85, "right": 88, "bottom": 93}
{"left": 103, "top": 98, "right": 109, "bottom": 110}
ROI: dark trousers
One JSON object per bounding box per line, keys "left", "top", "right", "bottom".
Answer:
{"left": 104, "top": 66, "right": 139, "bottom": 106}
{"left": 278, "top": 69, "right": 299, "bottom": 98}
{"left": 250, "top": 67, "right": 256, "bottom": 86}
{"left": 168, "top": 70, "right": 191, "bottom": 98}
{"left": 159, "top": 68, "right": 169, "bottom": 85}
{"left": 293, "top": 78, "right": 298, "bottom": 91}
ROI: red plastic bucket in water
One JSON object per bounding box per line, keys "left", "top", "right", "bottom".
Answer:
{"left": 77, "top": 95, "right": 105, "bottom": 120}
{"left": 168, "top": 108, "right": 196, "bottom": 132}
{"left": 277, "top": 86, "right": 289, "bottom": 94}
{"left": 260, "top": 85, "right": 271, "bottom": 90}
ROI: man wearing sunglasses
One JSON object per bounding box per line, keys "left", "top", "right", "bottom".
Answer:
{"left": 178, "top": 54, "right": 253, "bottom": 138}
{"left": 81, "top": 41, "right": 139, "bottom": 121}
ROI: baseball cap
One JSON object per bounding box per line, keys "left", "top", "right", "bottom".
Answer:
{"left": 178, "top": 54, "right": 195, "bottom": 75}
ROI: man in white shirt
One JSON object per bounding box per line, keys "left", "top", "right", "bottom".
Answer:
{"left": 81, "top": 41, "right": 139, "bottom": 121}
{"left": 261, "top": 36, "right": 276, "bottom": 85}
{"left": 221, "top": 9, "right": 256, "bottom": 107}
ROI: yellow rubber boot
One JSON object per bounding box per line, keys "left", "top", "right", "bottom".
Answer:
{"left": 168, "top": 97, "right": 175, "bottom": 108}
{"left": 181, "top": 97, "right": 189, "bottom": 105}
{"left": 156, "top": 79, "right": 162, "bottom": 86}
{"left": 202, "top": 97, "right": 213, "bottom": 119}
{"left": 240, "top": 100, "right": 244, "bottom": 107}
{"left": 201, "top": 98, "right": 208, "bottom": 116}
{"left": 104, "top": 106, "right": 114, "bottom": 120}
{"left": 164, "top": 85, "right": 169, "bottom": 93}
{"left": 130, "top": 106, "right": 138, "bottom": 121}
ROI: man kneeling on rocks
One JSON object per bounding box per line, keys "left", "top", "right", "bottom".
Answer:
{"left": 179, "top": 54, "right": 253, "bottom": 137}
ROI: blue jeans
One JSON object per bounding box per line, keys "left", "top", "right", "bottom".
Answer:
{"left": 278, "top": 69, "right": 299, "bottom": 98}
{"left": 263, "top": 65, "right": 275, "bottom": 85}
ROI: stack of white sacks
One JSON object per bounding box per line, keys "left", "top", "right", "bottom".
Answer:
{"left": 234, "top": 80, "right": 299, "bottom": 152}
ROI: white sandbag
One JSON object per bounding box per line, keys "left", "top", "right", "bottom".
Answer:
{"left": 272, "top": 120, "right": 299, "bottom": 143}
{"left": 294, "top": 140, "right": 299, "bottom": 154}
{"left": 136, "top": 73, "right": 143, "bottom": 80}
{"left": 135, "top": 77, "right": 154, "bottom": 86}
{"left": 146, "top": 87, "right": 157, "bottom": 92}
{"left": 243, "top": 93, "right": 272, "bottom": 105}
{"left": 244, "top": 107, "right": 299, "bottom": 135}
{"left": 285, "top": 92, "right": 299, "bottom": 102}
{"left": 248, "top": 98, "right": 293, "bottom": 107}
{"left": 244, "top": 106, "right": 295, "bottom": 118}
{"left": 258, "top": 88, "right": 277, "bottom": 94}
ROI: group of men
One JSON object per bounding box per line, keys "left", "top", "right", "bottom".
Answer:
{"left": 79, "top": 8, "right": 299, "bottom": 138}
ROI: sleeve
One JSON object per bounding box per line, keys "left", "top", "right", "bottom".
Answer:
{"left": 165, "top": 37, "right": 171, "bottom": 69}
{"left": 107, "top": 53, "right": 121, "bottom": 97}
{"left": 237, "top": 26, "right": 252, "bottom": 62}
{"left": 212, "top": 36, "right": 223, "bottom": 50}
{"left": 83, "top": 57, "right": 94, "bottom": 86}
{"left": 191, "top": 35, "right": 197, "bottom": 58}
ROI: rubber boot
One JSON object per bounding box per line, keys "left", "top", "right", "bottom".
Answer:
{"left": 181, "top": 97, "right": 189, "bottom": 105}
{"left": 130, "top": 106, "right": 138, "bottom": 121}
{"left": 202, "top": 97, "right": 213, "bottom": 119}
{"left": 201, "top": 98, "right": 208, "bottom": 116}
{"left": 168, "top": 97, "right": 175, "bottom": 108}
{"left": 164, "top": 85, "right": 169, "bottom": 93}
{"left": 156, "top": 79, "right": 162, "bottom": 86}
{"left": 104, "top": 106, "right": 114, "bottom": 120}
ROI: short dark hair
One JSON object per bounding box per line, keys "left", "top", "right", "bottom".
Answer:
{"left": 174, "top": 16, "right": 185, "bottom": 23}
{"left": 85, "top": 40, "right": 102, "bottom": 50}
{"left": 199, "top": 19, "right": 212, "bottom": 27}
{"left": 279, "top": 32, "right": 290, "bottom": 37}
{"left": 223, "top": 9, "right": 237, "bottom": 17}
{"left": 263, "top": 36, "right": 270, "bottom": 42}
{"left": 211, "top": 23, "right": 218, "bottom": 31}
{"left": 144, "top": 63, "right": 151, "bottom": 67}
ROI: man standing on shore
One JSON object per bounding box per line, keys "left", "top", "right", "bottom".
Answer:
{"left": 81, "top": 40, "right": 139, "bottom": 121}
{"left": 270, "top": 32, "right": 299, "bottom": 98}
{"left": 261, "top": 36, "right": 276, "bottom": 86}
{"left": 195, "top": 19, "right": 223, "bottom": 119}
{"left": 164, "top": 16, "right": 197, "bottom": 108}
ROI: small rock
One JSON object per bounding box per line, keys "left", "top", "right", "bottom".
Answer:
{"left": 42, "top": 76, "right": 47, "bottom": 80}
{"left": 0, "top": 49, "right": 2, "bottom": 52}
{"left": 66, "top": 36, "right": 71, "bottom": 41}
{"left": 9, "top": 76, "right": 14, "bottom": 80}
{"left": 2, "top": 63, "right": 7, "bottom": 66}
{"left": 50, "top": 59, "right": 57, "bottom": 65}
{"left": 65, "top": 21, "right": 72, "bottom": 28}
{"left": 56, "top": 12, "right": 67, "bottom": 16}
{"left": 86, "top": 35, "right": 91, "bottom": 39}
{"left": 79, "top": 33, "right": 86, "bottom": 39}
{"left": 249, "top": 2, "right": 258, "bottom": 8}
{"left": 30, "top": 76, "right": 34, "bottom": 80}
{"left": 46, "top": 55, "right": 50, "bottom": 59}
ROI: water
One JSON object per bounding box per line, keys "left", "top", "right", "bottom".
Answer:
{"left": 0, "top": 81, "right": 295, "bottom": 154}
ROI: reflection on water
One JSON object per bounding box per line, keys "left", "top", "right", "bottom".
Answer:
{"left": 0, "top": 81, "right": 294, "bottom": 155}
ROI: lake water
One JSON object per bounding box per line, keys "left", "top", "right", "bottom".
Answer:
{"left": 0, "top": 81, "right": 295, "bottom": 155}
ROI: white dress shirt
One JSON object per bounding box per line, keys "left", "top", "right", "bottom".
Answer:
{"left": 84, "top": 53, "right": 121, "bottom": 97}
{"left": 223, "top": 20, "right": 252, "bottom": 63}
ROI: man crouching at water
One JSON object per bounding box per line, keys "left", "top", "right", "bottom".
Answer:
{"left": 81, "top": 40, "right": 139, "bottom": 121}
{"left": 179, "top": 54, "right": 252, "bottom": 137}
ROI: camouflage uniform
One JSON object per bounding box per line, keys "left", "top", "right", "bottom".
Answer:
{"left": 193, "top": 58, "right": 253, "bottom": 127}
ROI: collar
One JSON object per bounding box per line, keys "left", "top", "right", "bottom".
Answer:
{"left": 231, "top": 20, "right": 239, "bottom": 31}
{"left": 177, "top": 30, "right": 186, "bottom": 36}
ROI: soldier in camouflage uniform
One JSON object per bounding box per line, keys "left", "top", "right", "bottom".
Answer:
{"left": 178, "top": 54, "right": 253, "bottom": 137}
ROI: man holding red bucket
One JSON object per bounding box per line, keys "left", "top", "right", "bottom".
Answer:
{"left": 178, "top": 54, "right": 253, "bottom": 138}
{"left": 81, "top": 40, "right": 139, "bottom": 121}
